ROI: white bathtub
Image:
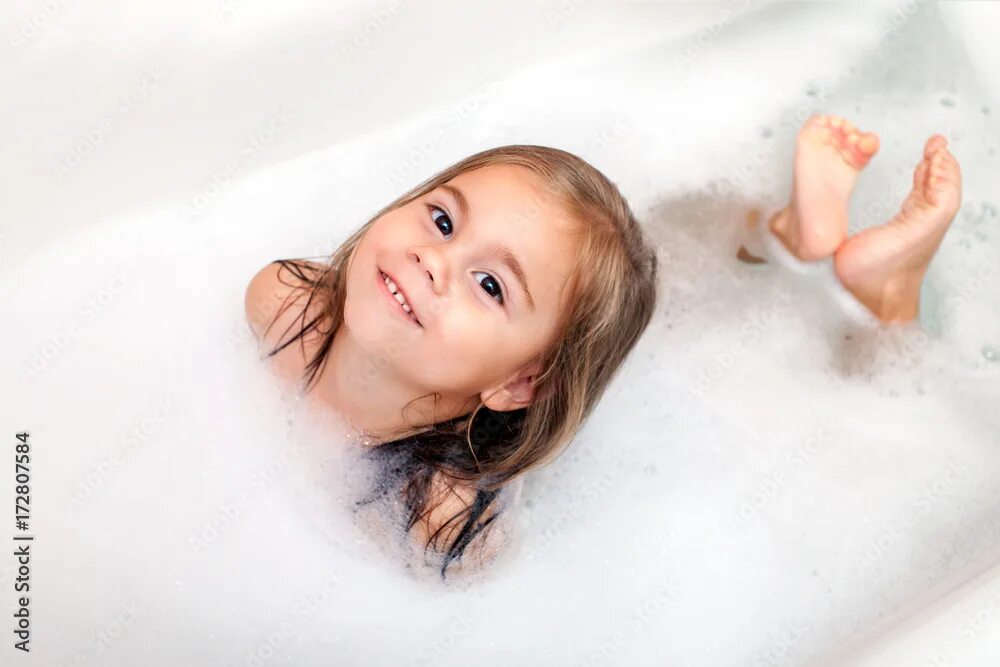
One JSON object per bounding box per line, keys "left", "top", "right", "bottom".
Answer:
{"left": 3, "top": 1, "right": 999, "bottom": 665}
{"left": 815, "top": 3, "right": 1000, "bottom": 664}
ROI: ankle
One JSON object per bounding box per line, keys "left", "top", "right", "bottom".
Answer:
{"left": 768, "top": 207, "right": 800, "bottom": 256}
{"left": 769, "top": 205, "right": 848, "bottom": 262}
{"left": 848, "top": 274, "right": 921, "bottom": 325}
{"left": 876, "top": 274, "right": 922, "bottom": 324}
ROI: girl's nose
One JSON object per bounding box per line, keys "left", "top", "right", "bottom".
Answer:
{"left": 408, "top": 246, "right": 449, "bottom": 296}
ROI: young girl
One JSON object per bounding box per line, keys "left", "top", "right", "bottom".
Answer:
{"left": 244, "top": 114, "right": 962, "bottom": 579}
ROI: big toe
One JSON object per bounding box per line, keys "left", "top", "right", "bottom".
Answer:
{"left": 857, "top": 132, "right": 880, "bottom": 156}
{"left": 924, "top": 134, "right": 948, "bottom": 159}
{"left": 928, "top": 151, "right": 962, "bottom": 209}
{"left": 843, "top": 130, "right": 880, "bottom": 167}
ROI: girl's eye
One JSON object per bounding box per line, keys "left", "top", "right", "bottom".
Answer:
{"left": 429, "top": 205, "right": 453, "bottom": 237}
{"left": 473, "top": 271, "right": 505, "bottom": 306}
{"left": 427, "top": 203, "right": 504, "bottom": 308}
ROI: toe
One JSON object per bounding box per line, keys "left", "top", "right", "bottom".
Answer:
{"left": 930, "top": 157, "right": 944, "bottom": 183}
{"left": 857, "top": 132, "right": 880, "bottom": 155}
{"left": 924, "top": 135, "right": 948, "bottom": 159}
{"left": 926, "top": 160, "right": 956, "bottom": 208}
{"left": 940, "top": 150, "right": 961, "bottom": 174}
{"left": 844, "top": 131, "right": 879, "bottom": 167}
{"left": 937, "top": 161, "right": 959, "bottom": 182}
{"left": 913, "top": 159, "right": 929, "bottom": 190}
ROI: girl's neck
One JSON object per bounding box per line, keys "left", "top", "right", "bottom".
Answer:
{"left": 308, "top": 324, "right": 472, "bottom": 445}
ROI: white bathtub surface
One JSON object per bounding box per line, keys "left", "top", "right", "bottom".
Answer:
{"left": 2, "top": 1, "right": 999, "bottom": 665}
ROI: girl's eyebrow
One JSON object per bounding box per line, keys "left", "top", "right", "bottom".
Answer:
{"left": 441, "top": 183, "right": 536, "bottom": 313}
{"left": 487, "top": 242, "right": 536, "bottom": 312}
{"left": 440, "top": 183, "right": 470, "bottom": 221}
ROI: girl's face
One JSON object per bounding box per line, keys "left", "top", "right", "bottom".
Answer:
{"left": 343, "top": 164, "right": 581, "bottom": 403}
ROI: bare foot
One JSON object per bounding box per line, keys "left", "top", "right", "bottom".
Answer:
{"left": 833, "top": 135, "right": 963, "bottom": 324}
{"left": 769, "top": 114, "right": 881, "bottom": 261}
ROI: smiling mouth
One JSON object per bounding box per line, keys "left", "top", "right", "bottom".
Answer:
{"left": 380, "top": 270, "right": 422, "bottom": 327}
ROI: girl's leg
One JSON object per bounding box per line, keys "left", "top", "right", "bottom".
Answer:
{"left": 740, "top": 114, "right": 962, "bottom": 326}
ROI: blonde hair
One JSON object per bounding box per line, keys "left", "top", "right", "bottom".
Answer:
{"left": 265, "top": 145, "right": 658, "bottom": 577}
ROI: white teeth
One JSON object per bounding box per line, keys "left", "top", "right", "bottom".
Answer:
{"left": 383, "top": 273, "right": 420, "bottom": 324}
{"left": 384, "top": 277, "right": 407, "bottom": 307}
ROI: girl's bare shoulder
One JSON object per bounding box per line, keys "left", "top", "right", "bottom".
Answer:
{"left": 410, "top": 472, "right": 523, "bottom": 575}
{"left": 244, "top": 259, "right": 329, "bottom": 353}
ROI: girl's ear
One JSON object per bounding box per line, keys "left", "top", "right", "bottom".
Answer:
{"left": 480, "top": 360, "right": 543, "bottom": 412}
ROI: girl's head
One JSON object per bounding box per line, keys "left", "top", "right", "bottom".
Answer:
{"left": 344, "top": 161, "right": 584, "bottom": 416}
{"left": 271, "top": 145, "right": 658, "bottom": 576}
